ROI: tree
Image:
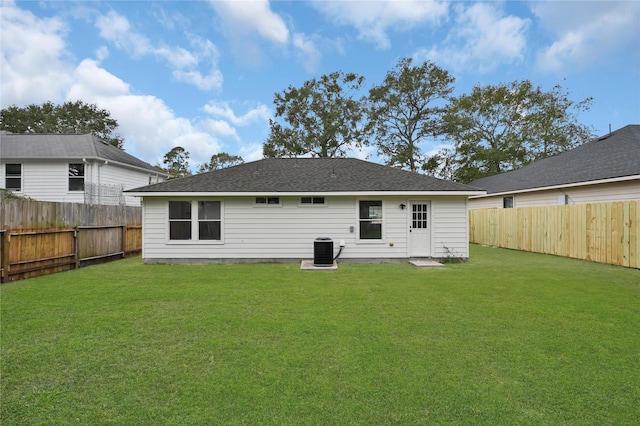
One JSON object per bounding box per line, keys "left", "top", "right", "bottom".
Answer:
{"left": 427, "top": 80, "right": 595, "bottom": 183}
{"left": 162, "top": 146, "right": 191, "bottom": 178}
{"left": 263, "top": 71, "right": 369, "bottom": 158}
{"left": 197, "top": 153, "right": 244, "bottom": 173}
{"left": 0, "top": 100, "right": 124, "bottom": 148}
{"left": 368, "top": 58, "right": 454, "bottom": 172}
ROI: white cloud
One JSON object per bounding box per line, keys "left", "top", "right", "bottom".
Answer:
{"left": 210, "top": 0, "right": 289, "bottom": 44}
{"left": 66, "top": 59, "right": 221, "bottom": 167}
{"left": 201, "top": 119, "right": 239, "bottom": 140}
{"left": 310, "top": 0, "right": 449, "bottom": 49}
{"left": 203, "top": 102, "right": 270, "bottom": 126}
{"left": 0, "top": 1, "right": 74, "bottom": 106}
{"left": 95, "top": 10, "right": 222, "bottom": 90}
{"left": 416, "top": 3, "right": 528, "bottom": 73}
{"left": 532, "top": 1, "right": 640, "bottom": 73}
{"left": 239, "top": 143, "right": 264, "bottom": 162}
{"left": 292, "top": 32, "right": 322, "bottom": 72}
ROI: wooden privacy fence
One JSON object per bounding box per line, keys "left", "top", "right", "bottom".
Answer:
{"left": 0, "top": 193, "right": 142, "bottom": 282}
{"left": 469, "top": 201, "right": 640, "bottom": 268}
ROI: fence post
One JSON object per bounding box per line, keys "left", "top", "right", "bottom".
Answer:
{"left": 73, "top": 227, "right": 80, "bottom": 270}
{"left": 121, "top": 225, "right": 126, "bottom": 258}
{"left": 0, "top": 230, "right": 7, "bottom": 283}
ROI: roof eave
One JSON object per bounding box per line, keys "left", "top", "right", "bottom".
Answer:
{"left": 469, "top": 174, "right": 640, "bottom": 199}
{"left": 126, "top": 190, "right": 487, "bottom": 197}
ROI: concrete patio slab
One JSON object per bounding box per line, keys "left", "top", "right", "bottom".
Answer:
{"left": 410, "top": 259, "right": 444, "bottom": 268}
{"left": 300, "top": 260, "right": 338, "bottom": 270}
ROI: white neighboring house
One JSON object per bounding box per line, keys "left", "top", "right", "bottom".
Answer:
{"left": 126, "top": 158, "right": 485, "bottom": 263}
{"left": 468, "top": 124, "right": 640, "bottom": 209}
{"left": 0, "top": 132, "right": 168, "bottom": 206}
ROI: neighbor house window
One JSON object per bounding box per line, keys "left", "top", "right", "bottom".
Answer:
{"left": 503, "top": 196, "right": 514, "bottom": 208}
{"left": 169, "top": 200, "right": 222, "bottom": 242}
{"left": 359, "top": 200, "right": 383, "bottom": 240}
{"left": 198, "top": 201, "right": 221, "bottom": 240}
{"left": 301, "top": 197, "right": 325, "bottom": 205}
{"left": 256, "top": 197, "right": 280, "bottom": 205}
{"left": 5, "top": 164, "right": 21, "bottom": 191}
{"left": 69, "top": 163, "right": 85, "bottom": 191}
{"left": 169, "top": 201, "right": 192, "bottom": 240}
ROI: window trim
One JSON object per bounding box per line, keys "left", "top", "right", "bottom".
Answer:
{"left": 68, "top": 163, "right": 85, "bottom": 192}
{"left": 167, "top": 199, "right": 224, "bottom": 244}
{"left": 357, "top": 199, "right": 384, "bottom": 243}
{"left": 299, "top": 196, "right": 327, "bottom": 206}
{"left": 503, "top": 196, "right": 514, "bottom": 209}
{"left": 254, "top": 196, "right": 281, "bottom": 206}
{"left": 5, "top": 163, "right": 22, "bottom": 192}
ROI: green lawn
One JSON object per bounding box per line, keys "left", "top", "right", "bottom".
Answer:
{"left": 1, "top": 245, "right": 639, "bottom": 425}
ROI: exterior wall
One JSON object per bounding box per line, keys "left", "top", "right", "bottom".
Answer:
{"left": 1, "top": 160, "right": 85, "bottom": 203}
{"left": 141, "top": 194, "right": 470, "bottom": 262}
{"left": 469, "top": 179, "right": 640, "bottom": 209}
{"left": 1, "top": 159, "right": 165, "bottom": 206}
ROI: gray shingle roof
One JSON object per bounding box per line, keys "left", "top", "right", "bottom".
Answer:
{"left": 469, "top": 124, "right": 640, "bottom": 194}
{"left": 128, "top": 158, "right": 479, "bottom": 193}
{"left": 0, "top": 132, "right": 164, "bottom": 174}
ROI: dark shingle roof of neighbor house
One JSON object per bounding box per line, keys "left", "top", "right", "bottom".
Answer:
{"left": 469, "top": 124, "right": 640, "bottom": 195}
{"left": 0, "top": 132, "right": 165, "bottom": 174}
{"left": 127, "top": 157, "right": 480, "bottom": 194}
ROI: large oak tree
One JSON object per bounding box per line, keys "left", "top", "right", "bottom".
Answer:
{"left": 426, "top": 80, "right": 595, "bottom": 183}
{"left": 368, "top": 58, "right": 454, "bottom": 172}
{"left": 1, "top": 100, "right": 124, "bottom": 148}
{"left": 263, "top": 71, "right": 369, "bottom": 158}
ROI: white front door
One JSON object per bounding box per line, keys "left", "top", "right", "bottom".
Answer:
{"left": 409, "top": 201, "right": 431, "bottom": 257}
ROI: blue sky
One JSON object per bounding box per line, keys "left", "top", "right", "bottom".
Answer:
{"left": 1, "top": 0, "right": 639, "bottom": 171}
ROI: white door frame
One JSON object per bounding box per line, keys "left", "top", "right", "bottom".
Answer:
{"left": 408, "top": 200, "right": 432, "bottom": 257}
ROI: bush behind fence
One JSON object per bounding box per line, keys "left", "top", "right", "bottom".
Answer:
{"left": 0, "top": 192, "right": 142, "bottom": 282}
{"left": 469, "top": 201, "right": 640, "bottom": 268}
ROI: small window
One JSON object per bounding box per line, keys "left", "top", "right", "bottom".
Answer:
{"left": 69, "top": 163, "right": 85, "bottom": 191}
{"left": 198, "top": 201, "right": 221, "bottom": 240}
{"left": 256, "top": 197, "right": 280, "bottom": 205}
{"left": 301, "top": 197, "right": 325, "bottom": 205}
{"left": 169, "top": 201, "right": 192, "bottom": 240}
{"left": 5, "top": 163, "right": 21, "bottom": 191}
{"left": 503, "top": 196, "right": 514, "bottom": 208}
{"left": 359, "top": 200, "right": 383, "bottom": 240}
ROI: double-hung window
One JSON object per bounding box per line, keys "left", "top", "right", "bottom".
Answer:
{"left": 5, "top": 164, "right": 22, "bottom": 191}
{"left": 359, "top": 200, "right": 383, "bottom": 240}
{"left": 69, "top": 163, "right": 85, "bottom": 191}
{"left": 169, "top": 200, "right": 222, "bottom": 242}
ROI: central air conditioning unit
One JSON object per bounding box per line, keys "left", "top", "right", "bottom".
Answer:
{"left": 313, "top": 237, "right": 334, "bottom": 266}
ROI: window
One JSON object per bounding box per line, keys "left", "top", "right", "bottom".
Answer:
{"left": 359, "top": 200, "right": 383, "bottom": 240}
{"left": 169, "top": 200, "right": 222, "bottom": 242}
{"left": 169, "top": 201, "right": 192, "bottom": 240}
{"left": 301, "top": 197, "right": 325, "bottom": 205}
{"left": 256, "top": 197, "right": 280, "bottom": 205}
{"left": 69, "top": 163, "right": 85, "bottom": 191}
{"left": 198, "top": 201, "right": 221, "bottom": 240}
{"left": 503, "top": 196, "right": 514, "bottom": 208}
{"left": 5, "top": 164, "right": 21, "bottom": 191}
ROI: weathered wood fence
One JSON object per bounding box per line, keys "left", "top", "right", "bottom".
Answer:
{"left": 469, "top": 201, "right": 640, "bottom": 268}
{"left": 0, "top": 193, "right": 142, "bottom": 282}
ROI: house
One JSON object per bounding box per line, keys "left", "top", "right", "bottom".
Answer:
{"left": 126, "top": 158, "right": 484, "bottom": 263}
{"left": 468, "top": 124, "right": 640, "bottom": 209}
{"left": 0, "top": 132, "right": 168, "bottom": 206}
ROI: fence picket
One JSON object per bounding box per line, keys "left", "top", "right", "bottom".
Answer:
{"left": 470, "top": 201, "right": 640, "bottom": 268}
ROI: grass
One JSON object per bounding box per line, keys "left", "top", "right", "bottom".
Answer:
{"left": 1, "top": 245, "right": 639, "bottom": 425}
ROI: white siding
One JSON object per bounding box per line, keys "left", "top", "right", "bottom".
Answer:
{"left": 141, "top": 194, "right": 470, "bottom": 262}
{"left": 432, "top": 196, "right": 470, "bottom": 258}
{"left": 1, "top": 159, "right": 164, "bottom": 205}
{"left": 469, "top": 179, "right": 640, "bottom": 209}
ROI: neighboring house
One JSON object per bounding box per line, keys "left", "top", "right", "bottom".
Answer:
{"left": 126, "top": 158, "right": 484, "bottom": 263}
{"left": 468, "top": 124, "right": 640, "bottom": 209}
{"left": 0, "top": 132, "right": 168, "bottom": 206}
